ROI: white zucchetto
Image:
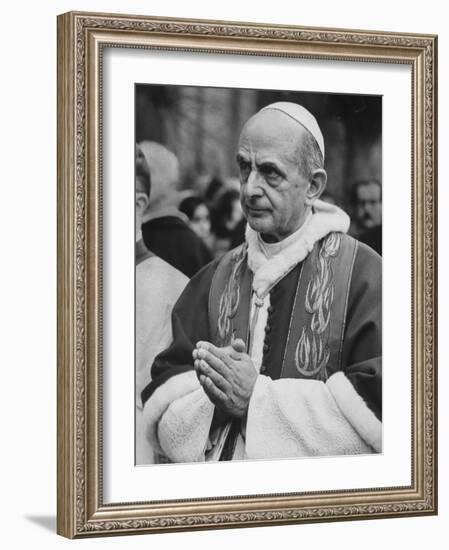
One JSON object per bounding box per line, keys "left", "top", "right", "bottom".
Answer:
{"left": 259, "top": 102, "right": 325, "bottom": 160}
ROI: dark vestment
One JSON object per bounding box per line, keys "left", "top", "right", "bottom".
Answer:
{"left": 141, "top": 230, "right": 382, "bottom": 462}
{"left": 141, "top": 215, "right": 212, "bottom": 278}
{"left": 230, "top": 218, "right": 247, "bottom": 248}
{"left": 360, "top": 225, "right": 382, "bottom": 256}
{"left": 142, "top": 235, "right": 382, "bottom": 421}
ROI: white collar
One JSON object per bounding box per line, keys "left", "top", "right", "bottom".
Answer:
{"left": 256, "top": 211, "right": 313, "bottom": 259}
{"left": 246, "top": 200, "right": 350, "bottom": 297}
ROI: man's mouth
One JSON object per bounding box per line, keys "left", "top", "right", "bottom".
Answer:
{"left": 246, "top": 205, "right": 269, "bottom": 213}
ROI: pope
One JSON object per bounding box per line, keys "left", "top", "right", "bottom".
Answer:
{"left": 141, "top": 102, "right": 382, "bottom": 462}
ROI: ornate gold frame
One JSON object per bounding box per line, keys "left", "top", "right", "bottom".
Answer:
{"left": 57, "top": 11, "right": 438, "bottom": 539}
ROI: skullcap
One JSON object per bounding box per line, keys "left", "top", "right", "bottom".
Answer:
{"left": 259, "top": 102, "right": 325, "bottom": 160}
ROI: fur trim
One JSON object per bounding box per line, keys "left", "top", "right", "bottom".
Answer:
{"left": 327, "top": 372, "right": 382, "bottom": 452}
{"left": 157, "top": 386, "right": 215, "bottom": 462}
{"left": 245, "top": 374, "right": 374, "bottom": 459}
{"left": 246, "top": 199, "right": 350, "bottom": 296}
{"left": 142, "top": 371, "right": 214, "bottom": 461}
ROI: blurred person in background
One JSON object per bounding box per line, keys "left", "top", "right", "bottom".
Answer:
{"left": 349, "top": 179, "right": 382, "bottom": 255}
{"left": 179, "top": 195, "right": 214, "bottom": 254}
{"left": 204, "top": 176, "right": 225, "bottom": 208}
{"left": 135, "top": 144, "right": 188, "bottom": 464}
{"left": 211, "top": 188, "right": 244, "bottom": 258}
{"left": 139, "top": 141, "right": 212, "bottom": 277}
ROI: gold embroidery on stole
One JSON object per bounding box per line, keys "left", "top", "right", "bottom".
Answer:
{"left": 295, "top": 233, "right": 341, "bottom": 380}
{"left": 216, "top": 244, "right": 247, "bottom": 346}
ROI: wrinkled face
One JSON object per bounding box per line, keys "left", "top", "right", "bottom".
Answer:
{"left": 355, "top": 182, "right": 382, "bottom": 230}
{"left": 189, "top": 203, "right": 211, "bottom": 240}
{"left": 236, "top": 111, "right": 312, "bottom": 243}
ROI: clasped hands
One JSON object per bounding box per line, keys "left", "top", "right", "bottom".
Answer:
{"left": 192, "top": 338, "right": 258, "bottom": 418}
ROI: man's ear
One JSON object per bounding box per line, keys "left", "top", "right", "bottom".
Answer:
{"left": 135, "top": 192, "right": 150, "bottom": 216}
{"left": 305, "top": 169, "right": 327, "bottom": 206}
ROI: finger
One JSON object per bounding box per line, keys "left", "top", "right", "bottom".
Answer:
{"left": 192, "top": 349, "right": 199, "bottom": 361}
{"left": 201, "top": 343, "right": 235, "bottom": 368}
{"left": 197, "top": 340, "right": 238, "bottom": 361}
{"left": 200, "top": 375, "right": 228, "bottom": 404}
{"left": 201, "top": 378, "right": 219, "bottom": 406}
{"left": 231, "top": 338, "right": 246, "bottom": 354}
{"left": 194, "top": 359, "right": 202, "bottom": 372}
{"left": 197, "top": 348, "right": 230, "bottom": 376}
{"left": 197, "top": 340, "right": 241, "bottom": 363}
{"left": 196, "top": 341, "right": 211, "bottom": 350}
{"left": 197, "top": 359, "right": 230, "bottom": 392}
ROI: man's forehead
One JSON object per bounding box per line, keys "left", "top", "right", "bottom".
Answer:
{"left": 238, "top": 110, "right": 305, "bottom": 157}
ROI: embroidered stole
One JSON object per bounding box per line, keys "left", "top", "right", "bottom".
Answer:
{"left": 207, "top": 232, "right": 358, "bottom": 459}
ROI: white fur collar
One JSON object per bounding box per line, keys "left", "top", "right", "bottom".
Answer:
{"left": 246, "top": 199, "right": 350, "bottom": 296}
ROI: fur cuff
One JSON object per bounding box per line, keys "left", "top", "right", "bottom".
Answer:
{"left": 246, "top": 374, "right": 373, "bottom": 459}
{"left": 158, "top": 388, "right": 214, "bottom": 462}
{"left": 142, "top": 370, "right": 214, "bottom": 462}
{"left": 142, "top": 371, "right": 200, "bottom": 455}
{"left": 327, "top": 372, "right": 382, "bottom": 452}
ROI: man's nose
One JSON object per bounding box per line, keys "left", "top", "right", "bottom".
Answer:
{"left": 245, "top": 169, "right": 264, "bottom": 198}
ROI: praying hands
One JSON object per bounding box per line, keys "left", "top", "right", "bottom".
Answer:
{"left": 192, "top": 339, "right": 258, "bottom": 418}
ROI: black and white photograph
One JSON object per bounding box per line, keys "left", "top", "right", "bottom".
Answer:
{"left": 135, "top": 84, "right": 382, "bottom": 465}
{"left": 53, "top": 7, "right": 437, "bottom": 540}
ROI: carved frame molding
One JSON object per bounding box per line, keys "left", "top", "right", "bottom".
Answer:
{"left": 57, "top": 11, "right": 437, "bottom": 538}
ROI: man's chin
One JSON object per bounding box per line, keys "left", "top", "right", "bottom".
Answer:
{"left": 246, "top": 216, "right": 273, "bottom": 235}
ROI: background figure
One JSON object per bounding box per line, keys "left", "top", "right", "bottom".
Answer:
{"left": 179, "top": 195, "right": 214, "bottom": 252}
{"left": 139, "top": 141, "right": 212, "bottom": 277}
{"left": 135, "top": 144, "right": 188, "bottom": 464}
{"left": 204, "top": 176, "right": 225, "bottom": 208}
{"left": 210, "top": 188, "right": 244, "bottom": 258}
{"left": 349, "top": 179, "right": 382, "bottom": 255}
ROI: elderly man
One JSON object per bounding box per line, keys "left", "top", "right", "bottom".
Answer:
{"left": 141, "top": 102, "right": 382, "bottom": 462}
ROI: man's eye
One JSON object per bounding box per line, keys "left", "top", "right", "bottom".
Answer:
{"left": 260, "top": 165, "right": 281, "bottom": 181}
{"left": 238, "top": 161, "right": 251, "bottom": 180}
